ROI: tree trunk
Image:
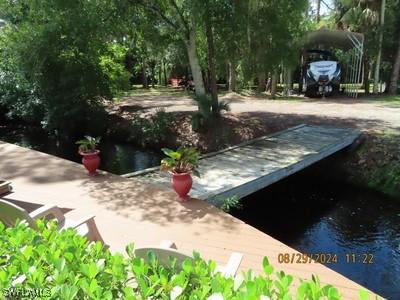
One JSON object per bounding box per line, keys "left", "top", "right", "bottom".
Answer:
{"left": 163, "top": 60, "right": 167, "bottom": 86}
{"left": 363, "top": 57, "right": 370, "bottom": 95}
{"left": 204, "top": 70, "right": 210, "bottom": 92}
{"left": 158, "top": 63, "right": 162, "bottom": 87}
{"left": 266, "top": 74, "right": 272, "bottom": 92}
{"left": 228, "top": 61, "right": 237, "bottom": 92}
{"left": 316, "top": 0, "right": 321, "bottom": 22}
{"left": 205, "top": 14, "right": 218, "bottom": 113}
{"left": 151, "top": 64, "right": 155, "bottom": 88}
{"left": 271, "top": 70, "right": 278, "bottom": 99}
{"left": 389, "top": 35, "right": 400, "bottom": 94}
{"left": 185, "top": 30, "right": 206, "bottom": 98}
{"left": 284, "top": 67, "right": 293, "bottom": 96}
{"left": 185, "top": 30, "right": 208, "bottom": 117}
{"left": 299, "top": 66, "right": 303, "bottom": 95}
{"left": 142, "top": 59, "right": 148, "bottom": 89}
{"left": 257, "top": 72, "right": 266, "bottom": 93}
{"left": 373, "top": 0, "right": 386, "bottom": 94}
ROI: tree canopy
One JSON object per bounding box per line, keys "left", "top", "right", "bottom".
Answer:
{"left": 0, "top": 0, "right": 399, "bottom": 135}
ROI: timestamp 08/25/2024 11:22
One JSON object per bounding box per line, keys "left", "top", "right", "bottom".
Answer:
{"left": 277, "top": 252, "right": 374, "bottom": 264}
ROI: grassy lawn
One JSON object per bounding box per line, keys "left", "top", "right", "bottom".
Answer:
{"left": 112, "top": 85, "right": 190, "bottom": 102}
{"left": 363, "top": 94, "right": 400, "bottom": 106}
{"left": 377, "top": 94, "right": 400, "bottom": 103}
{"left": 125, "top": 85, "right": 189, "bottom": 97}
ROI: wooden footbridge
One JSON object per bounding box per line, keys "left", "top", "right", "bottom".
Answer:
{"left": 123, "top": 124, "right": 360, "bottom": 204}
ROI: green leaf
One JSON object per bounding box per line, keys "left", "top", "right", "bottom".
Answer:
{"left": 124, "top": 287, "right": 136, "bottom": 300}
{"left": 126, "top": 243, "right": 135, "bottom": 258}
{"left": 64, "top": 252, "right": 74, "bottom": 262}
{"left": 262, "top": 257, "right": 274, "bottom": 276}
{"left": 182, "top": 259, "right": 193, "bottom": 273}
{"left": 59, "top": 284, "right": 79, "bottom": 300}
{"left": 359, "top": 290, "right": 370, "bottom": 300}
{"left": 162, "top": 148, "right": 181, "bottom": 159}
{"left": 54, "top": 258, "right": 66, "bottom": 272}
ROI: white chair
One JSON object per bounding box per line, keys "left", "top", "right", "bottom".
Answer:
{"left": 0, "top": 199, "right": 105, "bottom": 243}
{"left": 135, "top": 240, "right": 243, "bottom": 277}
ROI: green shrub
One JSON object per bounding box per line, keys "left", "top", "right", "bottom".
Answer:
{"left": 0, "top": 1, "right": 127, "bottom": 136}
{"left": 194, "top": 95, "right": 212, "bottom": 120}
{"left": 191, "top": 112, "right": 205, "bottom": 132}
{"left": 129, "top": 109, "right": 173, "bottom": 147}
{"left": 99, "top": 44, "right": 131, "bottom": 96}
{"left": 0, "top": 220, "right": 370, "bottom": 299}
{"left": 214, "top": 100, "right": 231, "bottom": 116}
{"left": 345, "top": 131, "right": 400, "bottom": 198}
{"left": 0, "top": 28, "right": 44, "bottom": 125}
{"left": 217, "top": 195, "right": 242, "bottom": 212}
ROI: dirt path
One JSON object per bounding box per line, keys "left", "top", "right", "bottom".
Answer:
{"left": 118, "top": 91, "right": 400, "bottom": 133}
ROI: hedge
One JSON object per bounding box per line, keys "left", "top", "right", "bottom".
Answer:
{"left": 0, "top": 220, "right": 370, "bottom": 299}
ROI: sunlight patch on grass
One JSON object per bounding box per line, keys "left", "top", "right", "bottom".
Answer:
{"left": 123, "top": 86, "right": 189, "bottom": 98}
{"left": 365, "top": 95, "right": 400, "bottom": 106}
{"left": 379, "top": 95, "right": 400, "bottom": 103}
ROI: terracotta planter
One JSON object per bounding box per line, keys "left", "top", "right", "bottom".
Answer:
{"left": 79, "top": 150, "right": 100, "bottom": 176}
{"left": 170, "top": 172, "right": 192, "bottom": 202}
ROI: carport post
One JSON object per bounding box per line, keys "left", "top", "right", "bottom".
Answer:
{"left": 347, "top": 33, "right": 364, "bottom": 98}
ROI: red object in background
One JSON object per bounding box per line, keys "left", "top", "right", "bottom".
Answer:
{"left": 171, "top": 78, "right": 180, "bottom": 87}
{"left": 79, "top": 150, "right": 100, "bottom": 176}
{"left": 170, "top": 172, "right": 192, "bottom": 202}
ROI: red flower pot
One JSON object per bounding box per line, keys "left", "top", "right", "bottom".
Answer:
{"left": 79, "top": 150, "right": 100, "bottom": 176}
{"left": 170, "top": 172, "right": 192, "bottom": 202}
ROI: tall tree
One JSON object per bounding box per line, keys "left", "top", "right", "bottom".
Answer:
{"left": 389, "top": 35, "right": 400, "bottom": 94}
{"left": 316, "top": 0, "right": 321, "bottom": 22}
{"left": 212, "top": 0, "right": 248, "bottom": 93}
{"left": 205, "top": 10, "right": 218, "bottom": 112}
{"left": 242, "top": 0, "right": 308, "bottom": 96}
{"left": 135, "top": 1, "right": 206, "bottom": 101}
{"left": 373, "top": 0, "right": 386, "bottom": 94}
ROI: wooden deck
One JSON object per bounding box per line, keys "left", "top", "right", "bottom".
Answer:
{"left": 124, "top": 124, "right": 360, "bottom": 204}
{"left": 0, "top": 131, "right": 381, "bottom": 299}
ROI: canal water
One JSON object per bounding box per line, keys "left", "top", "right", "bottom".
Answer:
{"left": 1, "top": 125, "right": 399, "bottom": 298}
{"left": 0, "top": 125, "right": 161, "bottom": 175}
{"left": 230, "top": 169, "right": 400, "bottom": 299}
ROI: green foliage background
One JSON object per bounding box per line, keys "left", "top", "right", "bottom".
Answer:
{"left": 0, "top": 0, "right": 131, "bottom": 136}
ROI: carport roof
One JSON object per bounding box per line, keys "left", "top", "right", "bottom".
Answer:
{"left": 303, "top": 29, "right": 364, "bottom": 51}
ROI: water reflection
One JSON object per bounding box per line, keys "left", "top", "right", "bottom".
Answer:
{"left": 99, "top": 142, "right": 161, "bottom": 174}
{"left": 0, "top": 125, "right": 161, "bottom": 175}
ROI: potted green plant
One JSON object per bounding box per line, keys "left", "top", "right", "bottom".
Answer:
{"left": 160, "top": 147, "right": 200, "bottom": 201}
{"left": 76, "top": 136, "right": 101, "bottom": 176}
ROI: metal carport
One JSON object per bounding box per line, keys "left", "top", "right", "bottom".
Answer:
{"left": 303, "top": 29, "right": 364, "bottom": 98}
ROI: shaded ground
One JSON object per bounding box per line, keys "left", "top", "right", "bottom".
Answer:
{"left": 111, "top": 88, "right": 400, "bottom": 151}
{"left": 116, "top": 88, "right": 400, "bottom": 132}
